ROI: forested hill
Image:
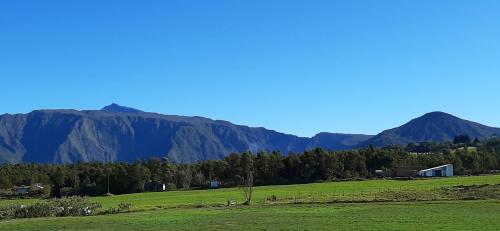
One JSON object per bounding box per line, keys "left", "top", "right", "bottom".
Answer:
{"left": 0, "top": 104, "right": 371, "bottom": 164}
{"left": 363, "top": 111, "right": 500, "bottom": 147}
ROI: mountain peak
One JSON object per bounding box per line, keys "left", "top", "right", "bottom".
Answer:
{"left": 363, "top": 111, "right": 500, "bottom": 147}
{"left": 101, "top": 103, "right": 143, "bottom": 113}
{"left": 415, "top": 111, "right": 459, "bottom": 122}
{"left": 421, "top": 111, "right": 455, "bottom": 118}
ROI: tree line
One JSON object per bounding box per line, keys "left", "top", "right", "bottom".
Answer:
{"left": 1, "top": 137, "right": 499, "bottom": 197}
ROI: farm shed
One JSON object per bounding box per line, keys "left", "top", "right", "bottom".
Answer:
{"left": 418, "top": 164, "right": 453, "bottom": 177}
{"left": 14, "top": 186, "right": 30, "bottom": 195}
{"left": 13, "top": 183, "right": 44, "bottom": 196}
{"left": 210, "top": 180, "right": 219, "bottom": 189}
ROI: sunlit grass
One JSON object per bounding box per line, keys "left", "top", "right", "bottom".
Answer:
{"left": 2, "top": 174, "right": 499, "bottom": 210}
{"left": 1, "top": 200, "right": 499, "bottom": 231}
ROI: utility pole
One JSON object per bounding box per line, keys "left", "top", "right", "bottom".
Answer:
{"left": 107, "top": 167, "right": 110, "bottom": 195}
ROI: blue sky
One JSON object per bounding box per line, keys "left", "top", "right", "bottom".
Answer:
{"left": 1, "top": 0, "right": 500, "bottom": 137}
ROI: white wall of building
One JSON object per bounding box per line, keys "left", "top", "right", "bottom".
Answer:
{"left": 418, "top": 164, "right": 453, "bottom": 177}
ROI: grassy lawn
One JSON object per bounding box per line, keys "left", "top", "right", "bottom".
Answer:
{"left": 1, "top": 175, "right": 499, "bottom": 230}
{"left": 1, "top": 175, "right": 499, "bottom": 211}
{"left": 1, "top": 200, "right": 499, "bottom": 230}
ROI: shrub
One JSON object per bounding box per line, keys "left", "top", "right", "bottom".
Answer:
{"left": 52, "top": 196, "right": 102, "bottom": 217}
{"left": 0, "top": 205, "right": 15, "bottom": 220}
{"left": 14, "top": 203, "right": 55, "bottom": 218}
{"left": 0, "top": 196, "right": 102, "bottom": 220}
{"left": 166, "top": 183, "right": 177, "bottom": 191}
{"left": 41, "top": 186, "right": 52, "bottom": 198}
{"left": 60, "top": 187, "right": 75, "bottom": 197}
{"left": 100, "top": 207, "right": 119, "bottom": 215}
{"left": 118, "top": 202, "right": 131, "bottom": 212}
{"left": 267, "top": 195, "right": 278, "bottom": 202}
{"left": 99, "top": 202, "right": 132, "bottom": 215}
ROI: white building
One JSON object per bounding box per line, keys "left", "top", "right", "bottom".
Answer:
{"left": 418, "top": 164, "right": 453, "bottom": 177}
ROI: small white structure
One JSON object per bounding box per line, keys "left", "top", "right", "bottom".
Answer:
{"left": 418, "top": 164, "right": 453, "bottom": 177}
{"left": 210, "top": 180, "right": 219, "bottom": 189}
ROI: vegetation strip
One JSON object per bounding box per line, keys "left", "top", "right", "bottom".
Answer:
{"left": 1, "top": 138, "right": 500, "bottom": 199}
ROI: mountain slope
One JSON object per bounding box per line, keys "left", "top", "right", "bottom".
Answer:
{"left": 363, "top": 111, "right": 500, "bottom": 147}
{"left": 0, "top": 104, "right": 372, "bottom": 164}
{"left": 306, "top": 132, "right": 373, "bottom": 150}
{"left": 3, "top": 107, "right": 498, "bottom": 164}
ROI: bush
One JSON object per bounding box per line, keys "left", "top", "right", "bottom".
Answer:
{"left": 60, "top": 187, "right": 75, "bottom": 197}
{"left": 0, "top": 196, "right": 102, "bottom": 220}
{"left": 100, "top": 207, "right": 119, "bottom": 215}
{"left": 99, "top": 202, "right": 132, "bottom": 215}
{"left": 52, "top": 196, "right": 102, "bottom": 217}
{"left": 166, "top": 183, "right": 177, "bottom": 191}
{"left": 0, "top": 205, "right": 15, "bottom": 220}
{"left": 14, "top": 203, "right": 55, "bottom": 218}
{"left": 118, "top": 202, "right": 131, "bottom": 212}
{"left": 267, "top": 195, "right": 278, "bottom": 202}
{"left": 41, "top": 186, "right": 52, "bottom": 198}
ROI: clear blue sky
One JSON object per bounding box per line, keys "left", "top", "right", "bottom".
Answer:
{"left": 1, "top": 0, "right": 500, "bottom": 137}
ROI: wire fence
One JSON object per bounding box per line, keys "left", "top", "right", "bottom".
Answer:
{"left": 257, "top": 181, "right": 499, "bottom": 205}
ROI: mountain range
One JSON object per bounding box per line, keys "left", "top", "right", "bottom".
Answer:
{"left": 0, "top": 104, "right": 498, "bottom": 164}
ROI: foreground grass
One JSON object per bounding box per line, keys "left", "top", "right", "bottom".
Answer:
{"left": 1, "top": 175, "right": 499, "bottom": 211}
{"left": 1, "top": 200, "right": 499, "bottom": 231}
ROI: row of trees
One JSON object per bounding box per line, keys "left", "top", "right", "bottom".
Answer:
{"left": 1, "top": 138, "right": 500, "bottom": 197}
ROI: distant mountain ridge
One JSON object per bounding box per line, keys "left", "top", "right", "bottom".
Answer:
{"left": 0, "top": 106, "right": 499, "bottom": 164}
{"left": 362, "top": 111, "right": 500, "bottom": 147}
{"left": 0, "top": 104, "right": 371, "bottom": 164}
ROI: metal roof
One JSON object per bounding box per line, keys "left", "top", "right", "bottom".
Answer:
{"left": 419, "top": 164, "right": 452, "bottom": 172}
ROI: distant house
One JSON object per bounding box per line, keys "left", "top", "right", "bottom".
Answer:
{"left": 210, "top": 180, "right": 219, "bottom": 189}
{"left": 374, "top": 170, "right": 385, "bottom": 178}
{"left": 14, "top": 186, "right": 30, "bottom": 195}
{"left": 32, "top": 183, "right": 44, "bottom": 191}
{"left": 144, "top": 182, "right": 166, "bottom": 192}
{"left": 14, "top": 183, "right": 44, "bottom": 196}
{"left": 418, "top": 164, "right": 454, "bottom": 177}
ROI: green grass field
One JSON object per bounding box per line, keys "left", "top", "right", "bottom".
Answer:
{"left": 54, "top": 174, "right": 500, "bottom": 210}
{"left": 1, "top": 175, "right": 500, "bottom": 230}
{"left": 1, "top": 200, "right": 499, "bottom": 230}
{"left": 1, "top": 175, "right": 499, "bottom": 210}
